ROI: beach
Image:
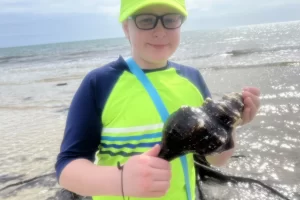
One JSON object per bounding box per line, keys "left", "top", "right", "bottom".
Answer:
{"left": 0, "top": 20, "right": 299, "bottom": 200}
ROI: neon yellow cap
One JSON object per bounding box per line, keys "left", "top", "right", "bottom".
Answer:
{"left": 119, "top": 0, "right": 188, "bottom": 22}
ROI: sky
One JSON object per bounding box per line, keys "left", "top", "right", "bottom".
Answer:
{"left": 0, "top": 0, "right": 300, "bottom": 48}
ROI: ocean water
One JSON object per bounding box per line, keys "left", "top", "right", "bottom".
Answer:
{"left": 0, "top": 20, "right": 299, "bottom": 200}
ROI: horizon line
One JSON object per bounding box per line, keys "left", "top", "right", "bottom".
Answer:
{"left": 1, "top": 19, "right": 299, "bottom": 49}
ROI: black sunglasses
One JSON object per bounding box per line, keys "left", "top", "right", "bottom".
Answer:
{"left": 128, "top": 13, "right": 185, "bottom": 30}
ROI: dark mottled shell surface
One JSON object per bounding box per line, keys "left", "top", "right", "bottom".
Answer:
{"left": 158, "top": 92, "right": 244, "bottom": 161}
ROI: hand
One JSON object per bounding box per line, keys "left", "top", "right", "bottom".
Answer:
{"left": 122, "top": 144, "right": 171, "bottom": 198}
{"left": 241, "top": 87, "right": 261, "bottom": 125}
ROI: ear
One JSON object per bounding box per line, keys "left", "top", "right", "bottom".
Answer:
{"left": 122, "top": 20, "right": 130, "bottom": 40}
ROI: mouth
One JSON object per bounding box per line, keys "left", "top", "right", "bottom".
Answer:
{"left": 149, "top": 44, "right": 168, "bottom": 49}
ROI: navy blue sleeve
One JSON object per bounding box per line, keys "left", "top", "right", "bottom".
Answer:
{"left": 55, "top": 70, "right": 101, "bottom": 181}
{"left": 194, "top": 70, "right": 212, "bottom": 99}
{"left": 55, "top": 57, "right": 127, "bottom": 182}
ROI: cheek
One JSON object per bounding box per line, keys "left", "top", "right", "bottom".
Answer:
{"left": 169, "top": 30, "right": 181, "bottom": 47}
{"left": 130, "top": 31, "right": 147, "bottom": 50}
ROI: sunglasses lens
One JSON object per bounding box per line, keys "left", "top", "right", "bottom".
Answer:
{"left": 163, "top": 14, "right": 183, "bottom": 29}
{"left": 133, "top": 14, "right": 184, "bottom": 30}
{"left": 135, "top": 15, "right": 157, "bottom": 30}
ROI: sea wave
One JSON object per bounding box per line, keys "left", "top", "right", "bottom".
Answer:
{"left": 0, "top": 46, "right": 129, "bottom": 66}
{"left": 224, "top": 45, "right": 300, "bottom": 57}
{"left": 172, "top": 45, "right": 300, "bottom": 62}
{"left": 0, "top": 55, "right": 37, "bottom": 64}
{"left": 199, "top": 61, "right": 300, "bottom": 70}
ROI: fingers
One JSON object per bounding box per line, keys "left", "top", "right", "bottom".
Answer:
{"left": 245, "top": 96, "right": 257, "bottom": 120}
{"left": 125, "top": 150, "right": 172, "bottom": 198}
{"left": 143, "top": 144, "right": 161, "bottom": 156}
{"left": 152, "top": 168, "right": 171, "bottom": 181}
{"left": 243, "top": 90, "right": 260, "bottom": 110}
{"left": 139, "top": 168, "right": 170, "bottom": 196}
{"left": 251, "top": 94, "right": 260, "bottom": 109}
{"left": 149, "top": 181, "right": 170, "bottom": 192}
{"left": 145, "top": 191, "right": 167, "bottom": 198}
{"left": 242, "top": 107, "right": 251, "bottom": 124}
{"left": 242, "top": 90, "right": 260, "bottom": 124}
{"left": 148, "top": 157, "right": 171, "bottom": 170}
{"left": 243, "top": 87, "right": 261, "bottom": 96}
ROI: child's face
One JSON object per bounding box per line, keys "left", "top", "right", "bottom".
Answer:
{"left": 123, "top": 5, "right": 183, "bottom": 64}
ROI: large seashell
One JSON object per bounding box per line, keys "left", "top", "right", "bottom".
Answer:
{"left": 158, "top": 92, "right": 244, "bottom": 161}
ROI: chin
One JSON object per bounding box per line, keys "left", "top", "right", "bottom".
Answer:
{"left": 144, "top": 44, "right": 176, "bottom": 62}
{"left": 150, "top": 55, "right": 170, "bottom": 62}
{"left": 148, "top": 51, "right": 174, "bottom": 62}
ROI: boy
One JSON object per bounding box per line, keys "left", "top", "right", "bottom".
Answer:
{"left": 55, "top": 0, "right": 260, "bottom": 200}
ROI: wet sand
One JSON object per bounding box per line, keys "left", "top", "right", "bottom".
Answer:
{"left": 200, "top": 64, "right": 300, "bottom": 200}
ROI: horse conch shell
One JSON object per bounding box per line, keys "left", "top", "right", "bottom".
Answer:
{"left": 158, "top": 92, "right": 244, "bottom": 161}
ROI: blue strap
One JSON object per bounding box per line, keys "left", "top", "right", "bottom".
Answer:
{"left": 126, "top": 58, "right": 169, "bottom": 122}
{"left": 126, "top": 57, "right": 192, "bottom": 200}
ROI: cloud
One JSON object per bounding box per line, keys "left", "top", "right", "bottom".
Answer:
{"left": 2, "top": 0, "right": 300, "bottom": 16}
{"left": 0, "top": 0, "right": 120, "bottom": 16}
{"left": 185, "top": 0, "right": 300, "bottom": 19}
{"left": 1, "top": 0, "right": 300, "bottom": 21}
{"left": 186, "top": 0, "right": 300, "bottom": 11}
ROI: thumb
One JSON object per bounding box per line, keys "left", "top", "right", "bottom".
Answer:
{"left": 143, "top": 144, "right": 161, "bottom": 157}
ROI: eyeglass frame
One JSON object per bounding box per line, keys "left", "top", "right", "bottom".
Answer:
{"left": 128, "top": 13, "right": 186, "bottom": 30}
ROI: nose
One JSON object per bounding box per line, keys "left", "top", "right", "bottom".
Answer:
{"left": 153, "top": 19, "right": 166, "bottom": 39}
